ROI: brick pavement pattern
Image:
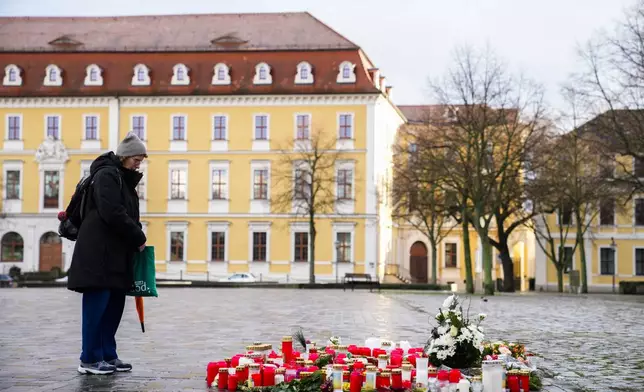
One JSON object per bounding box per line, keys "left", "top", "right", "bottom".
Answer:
{"left": 0, "top": 288, "right": 642, "bottom": 391}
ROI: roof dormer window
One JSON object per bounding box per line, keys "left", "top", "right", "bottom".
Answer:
{"left": 3, "top": 64, "right": 22, "bottom": 86}
{"left": 212, "top": 63, "right": 231, "bottom": 85}
{"left": 295, "top": 61, "right": 314, "bottom": 84}
{"left": 171, "top": 63, "right": 190, "bottom": 85}
{"left": 132, "top": 64, "right": 150, "bottom": 86}
{"left": 84, "top": 64, "right": 103, "bottom": 86}
{"left": 253, "top": 62, "right": 272, "bottom": 85}
{"left": 44, "top": 64, "right": 63, "bottom": 86}
{"left": 337, "top": 61, "right": 356, "bottom": 84}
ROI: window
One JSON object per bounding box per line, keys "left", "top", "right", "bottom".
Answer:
{"left": 136, "top": 176, "right": 145, "bottom": 200}
{"left": 254, "top": 115, "right": 268, "bottom": 140}
{"left": 44, "top": 64, "right": 62, "bottom": 86}
{"left": 7, "top": 116, "right": 20, "bottom": 140}
{"left": 342, "top": 65, "right": 351, "bottom": 79}
{"left": 137, "top": 68, "right": 146, "bottom": 81}
{"left": 253, "top": 63, "right": 272, "bottom": 84}
{"left": 3, "top": 64, "right": 22, "bottom": 86}
{"left": 8, "top": 67, "right": 16, "bottom": 82}
{"left": 43, "top": 171, "right": 59, "bottom": 208}
{"left": 634, "top": 198, "right": 644, "bottom": 226}
{"left": 294, "top": 232, "right": 308, "bottom": 262}
{"left": 172, "top": 115, "right": 186, "bottom": 140}
{"left": 171, "top": 64, "right": 190, "bottom": 85}
{"left": 294, "top": 167, "right": 310, "bottom": 201}
{"left": 211, "top": 169, "right": 227, "bottom": 200}
{"left": 295, "top": 62, "right": 314, "bottom": 84}
{"left": 213, "top": 116, "right": 227, "bottom": 140}
{"left": 84, "top": 64, "right": 103, "bottom": 86}
{"left": 49, "top": 68, "right": 57, "bottom": 82}
{"left": 170, "top": 232, "right": 184, "bottom": 261}
{"left": 445, "top": 243, "right": 457, "bottom": 268}
{"left": 560, "top": 205, "right": 573, "bottom": 226}
{"left": 635, "top": 157, "right": 644, "bottom": 178}
{"left": 132, "top": 116, "right": 146, "bottom": 140}
{"left": 337, "top": 169, "right": 353, "bottom": 200}
{"left": 296, "top": 114, "right": 310, "bottom": 140}
{"left": 211, "top": 232, "right": 225, "bottom": 261}
{"left": 252, "top": 232, "right": 267, "bottom": 261}
{"left": 46, "top": 116, "right": 60, "bottom": 140}
{"left": 636, "top": 249, "right": 644, "bottom": 276}
{"left": 212, "top": 63, "right": 231, "bottom": 85}
{"left": 337, "top": 61, "right": 356, "bottom": 83}
{"left": 90, "top": 67, "right": 98, "bottom": 81}
{"left": 336, "top": 232, "right": 352, "bottom": 262}
{"left": 600, "top": 199, "right": 615, "bottom": 226}
{"left": 132, "top": 64, "right": 150, "bottom": 86}
{"left": 1, "top": 232, "right": 23, "bottom": 262}
{"left": 562, "top": 246, "right": 574, "bottom": 273}
{"left": 84, "top": 115, "right": 98, "bottom": 140}
{"left": 339, "top": 114, "right": 353, "bottom": 139}
{"left": 5, "top": 170, "right": 20, "bottom": 200}
{"left": 217, "top": 67, "right": 226, "bottom": 80}
{"left": 600, "top": 248, "right": 615, "bottom": 275}
{"left": 253, "top": 169, "right": 269, "bottom": 200}
{"left": 170, "top": 169, "right": 187, "bottom": 199}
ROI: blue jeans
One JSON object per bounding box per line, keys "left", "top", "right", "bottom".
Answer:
{"left": 80, "top": 290, "right": 126, "bottom": 364}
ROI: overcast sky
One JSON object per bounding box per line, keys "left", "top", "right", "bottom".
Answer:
{"left": 0, "top": 0, "right": 634, "bottom": 110}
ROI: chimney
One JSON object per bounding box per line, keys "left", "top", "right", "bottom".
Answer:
{"left": 379, "top": 76, "right": 386, "bottom": 92}
{"left": 368, "top": 68, "right": 381, "bottom": 88}
{"left": 385, "top": 86, "right": 392, "bottom": 99}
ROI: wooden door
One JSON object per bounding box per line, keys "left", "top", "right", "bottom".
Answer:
{"left": 39, "top": 232, "right": 62, "bottom": 272}
{"left": 409, "top": 242, "right": 428, "bottom": 283}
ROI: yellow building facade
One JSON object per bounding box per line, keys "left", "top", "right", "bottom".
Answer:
{"left": 0, "top": 13, "right": 404, "bottom": 282}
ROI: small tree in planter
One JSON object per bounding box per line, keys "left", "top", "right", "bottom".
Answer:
{"left": 426, "top": 295, "right": 485, "bottom": 369}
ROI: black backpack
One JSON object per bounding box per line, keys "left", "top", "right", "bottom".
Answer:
{"left": 58, "top": 167, "right": 121, "bottom": 241}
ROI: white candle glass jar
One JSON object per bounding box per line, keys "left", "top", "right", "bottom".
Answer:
{"left": 482, "top": 360, "right": 504, "bottom": 392}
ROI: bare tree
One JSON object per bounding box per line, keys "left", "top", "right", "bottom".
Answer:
{"left": 429, "top": 46, "right": 547, "bottom": 294}
{"left": 272, "top": 130, "right": 345, "bottom": 284}
{"left": 391, "top": 124, "right": 456, "bottom": 285}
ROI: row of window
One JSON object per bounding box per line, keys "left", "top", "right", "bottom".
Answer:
{"left": 560, "top": 245, "right": 644, "bottom": 276}
{"left": 559, "top": 199, "right": 644, "bottom": 227}
{"left": 3, "top": 112, "right": 355, "bottom": 145}
{"left": 2, "top": 61, "right": 358, "bottom": 87}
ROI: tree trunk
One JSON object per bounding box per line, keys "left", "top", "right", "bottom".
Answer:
{"left": 430, "top": 240, "right": 438, "bottom": 285}
{"left": 481, "top": 235, "right": 495, "bottom": 295}
{"left": 462, "top": 217, "right": 474, "bottom": 294}
{"left": 309, "top": 214, "right": 316, "bottom": 284}
{"left": 498, "top": 244, "right": 516, "bottom": 292}
{"left": 557, "top": 266, "right": 564, "bottom": 293}
{"left": 576, "top": 220, "right": 588, "bottom": 293}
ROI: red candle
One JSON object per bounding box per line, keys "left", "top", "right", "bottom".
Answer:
{"left": 227, "top": 374, "right": 238, "bottom": 392}
{"left": 508, "top": 371, "right": 520, "bottom": 392}
{"left": 376, "top": 374, "right": 384, "bottom": 389}
{"left": 263, "top": 366, "right": 275, "bottom": 387}
{"left": 282, "top": 337, "right": 293, "bottom": 363}
{"left": 218, "top": 369, "right": 229, "bottom": 390}
{"left": 350, "top": 371, "right": 362, "bottom": 392}
{"left": 520, "top": 370, "right": 530, "bottom": 392}
{"left": 391, "top": 369, "right": 402, "bottom": 389}
{"left": 207, "top": 362, "right": 219, "bottom": 387}
{"left": 252, "top": 373, "right": 262, "bottom": 387}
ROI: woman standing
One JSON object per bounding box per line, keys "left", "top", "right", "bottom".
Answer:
{"left": 67, "top": 132, "right": 147, "bottom": 375}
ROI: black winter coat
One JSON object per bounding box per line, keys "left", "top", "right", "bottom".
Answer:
{"left": 67, "top": 152, "right": 147, "bottom": 292}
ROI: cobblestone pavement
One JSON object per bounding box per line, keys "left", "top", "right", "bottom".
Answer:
{"left": 0, "top": 288, "right": 642, "bottom": 392}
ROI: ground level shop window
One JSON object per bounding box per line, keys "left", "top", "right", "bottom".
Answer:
{"left": 294, "top": 232, "right": 308, "bottom": 262}
{"left": 336, "top": 232, "right": 351, "bottom": 262}
{"left": 1, "top": 232, "right": 23, "bottom": 262}
{"left": 170, "top": 232, "right": 184, "bottom": 261}
{"left": 253, "top": 232, "right": 267, "bottom": 261}
{"left": 600, "top": 248, "right": 615, "bottom": 275}
{"left": 211, "top": 232, "right": 225, "bottom": 261}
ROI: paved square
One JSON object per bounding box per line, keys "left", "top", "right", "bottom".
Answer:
{"left": 0, "top": 288, "right": 642, "bottom": 391}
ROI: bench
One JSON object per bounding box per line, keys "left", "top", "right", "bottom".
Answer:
{"left": 342, "top": 273, "right": 380, "bottom": 292}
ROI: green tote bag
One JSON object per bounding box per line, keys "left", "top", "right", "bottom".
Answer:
{"left": 126, "top": 246, "right": 159, "bottom": 297}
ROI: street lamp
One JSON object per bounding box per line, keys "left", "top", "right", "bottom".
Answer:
{"left": 334, "top": 240, "right": 340, "bottom": 283}
{"left": 610, "top": 237, "right": 617, "bottom": 294}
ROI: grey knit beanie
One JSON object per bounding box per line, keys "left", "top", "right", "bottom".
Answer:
{"left": 116, "top": 132, "right": 147, "bottom": 157}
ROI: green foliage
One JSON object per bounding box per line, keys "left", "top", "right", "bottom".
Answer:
{"left": 530, "top": 372, "right": 543, "bottom": 391}
{"left": 314, "top": 354, "right": 333, "bottom": 368}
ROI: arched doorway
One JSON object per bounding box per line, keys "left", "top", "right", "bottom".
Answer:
{"left": 409, "top": 241, "right": 428, "bottom": 283}
{"left": 39, "top": 232, "right": 62, "bottom": 272}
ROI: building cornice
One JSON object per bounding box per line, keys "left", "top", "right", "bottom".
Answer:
{"left": 0, "top": 96, "right": 112, "bottom": 108}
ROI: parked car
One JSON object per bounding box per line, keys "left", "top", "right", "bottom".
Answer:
{"left": 219, "top": 273, "right": 257, "bottom": 283}
{"left": 0, "top": 274, "right": 14, "bottom": 288}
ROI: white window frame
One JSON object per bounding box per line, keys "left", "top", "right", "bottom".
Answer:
{"left": 336, "top": 112, "right": 355, "bottom": 150}
{"left": 634, "top": 198, "right": 644, "bottom": 226}
{"left": 44, "top": 114, "right": 62, "bottom": 140}
{"left": 336, "top": 61, "right": 356, "bottom": 83}
{"left": 3, "top": 64, "right": 22, "bottom": 86}
{"left": 167, "top": 161, "right": 189, "bottom": 213}
{"left": 293, "top": 113, "right": 312, "bottom": 147}
{"left": 209, "top": 160, "right": 230, "bottom": 214}
{"left": 44, "top": 64, "right": 63, "bottom": 86}
{"left": 290, "top": 222, "right": 310, "bottom": 263}
{"left": 561, "top": 245, "right": 575, "bottom": 273}
{"left": 634, "top": 247, "right": 644, "bottom": 276}
{"left": 207, "top": 221, "right": 230, "bottom": 262}
{"left": 39, "top": 163, "right": 64, "bottom": 213}
{"left": 292, "top": 160, "right": 311, "bottom": 214}
{"left": 250, "top": 160, "right": 271, "bottom": 214}
{"left": 253, "top": 62, "right": 272, "bottom": 85}
{"left": 295, "top": 61, "right": 314, "bottom": 84}
{"left": 443, "top": 239, "right": 460, "bottom": 268}
{"left": 248, "top": 221, "right": 271, "bottom": 262}
{"left": 137, "top": 161, "right": 148, "bottom": 213}
{"left": 335, "top": 160, "right": 355, "bottom": 214}
{"left": 598, "top": 198, "right": 616, "bottom": 226}
{"left": 81, "top": 114, "right": 101, "bottom": 150}
{"left": 332, "top": 222, "right": 357, "bottom": 263}
{"left": 84, "top": 64, "right": 103, "bottom": 86}
{"left": 132, "top": 64, "right": 151, "bottom": 86}
{"left": 212, "top": 63, "right": 231, "bottom": 85}
{"left": 170, "top": 114, "right": 188, "bottom": 152}
{"left": 2, "top": 160, "right": 23, "bottom": 214}
{"left": 80, "top": 160, "right": 92, "bottom": 181}
{"left": 211, "top": 114, "right": 229, "bottom": 152}
{"left": 166, "top": 221, "right": 189, "bottom": 262}
{"left": 171, "top": 63, "right": 190, "bottom": 85}
{"left": 130, "top": 114, "right": 147, "bottom": 142}
{"left": 4, "top": 114, "right": 23, "bottom": 150}
{"left": 252, "top": 113, "right": 270, "bottom": 151}
{"left": 598, "top": 246, "right": 617, "bottom": 276}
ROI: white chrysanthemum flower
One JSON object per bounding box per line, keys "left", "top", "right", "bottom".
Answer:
{"left": 450, "top": 326, "right": 458, "bottom": 337}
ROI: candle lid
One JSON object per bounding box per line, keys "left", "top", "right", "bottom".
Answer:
{"left": 253, "top": 341, "right": 262, "bottom": 345}
{"left": 381, "top": 371, "right": 391, "bottom": 376}
{"left": 366, "top": 366, "right": 378, "bottom": 371}
{"left": 246, "top": 345, "right": 256, "bottom": 351}
{"left": 381, "top": 341, "right": 392, "bottom": 346}
{"left": 282, "top": 336, "right": 293, "bottom": 342}
{"left": 482, "top": 359, "right": 504, "bottom": 365}
{"left": 342, "top": 370, "right": 350, "bottom": 375}
{"left": 391, "top": 369, "right": 402, "bottom": 374}
{"left": 305, "top": 360, "right": 314, "bottom": 366}
{"left": 235, "top": 366, "right": 245, "bottom": 371}
{"left": 333, "top": 364, "right": 345, "bottom": 370}
{"left": 377, "top": 354, "right": 389, "bottom": 359}
{"left": 520, "top": 370, "right": 531, "bottom": 376}
{"left": 300, "top": 371, "right": 313, "bottom": 377}
{"left": 263, "top": 344, "right": 273, "bottom": 351}
{"left": 296, "top": 358, "right": 305, "bottom": 363}
{"left": 249, "top": 363, "right": 261, "bottom": 369}
{"left": 472, "top": 376, "right": 482, "bottom": 381}
{"left": 224, "top": 357, "right": 231, "bottom": 362}
{"left": 219, "top": 368, "right": 228, "bottom": 373}
{"left": 428, "top": 368, "right": 438, "bottom": 374}
{"left": 402, "top": 364, "right": 413, "bottom": 371}
{"left": 276, "top": 368, "right": 286, "bottom": 374}
{"left": 337, "top": 344, "right": 348, "bottom": 350}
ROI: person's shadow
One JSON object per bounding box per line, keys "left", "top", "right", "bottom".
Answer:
{"left": 74, "top": 373, "right": 117, "bottom": 391}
